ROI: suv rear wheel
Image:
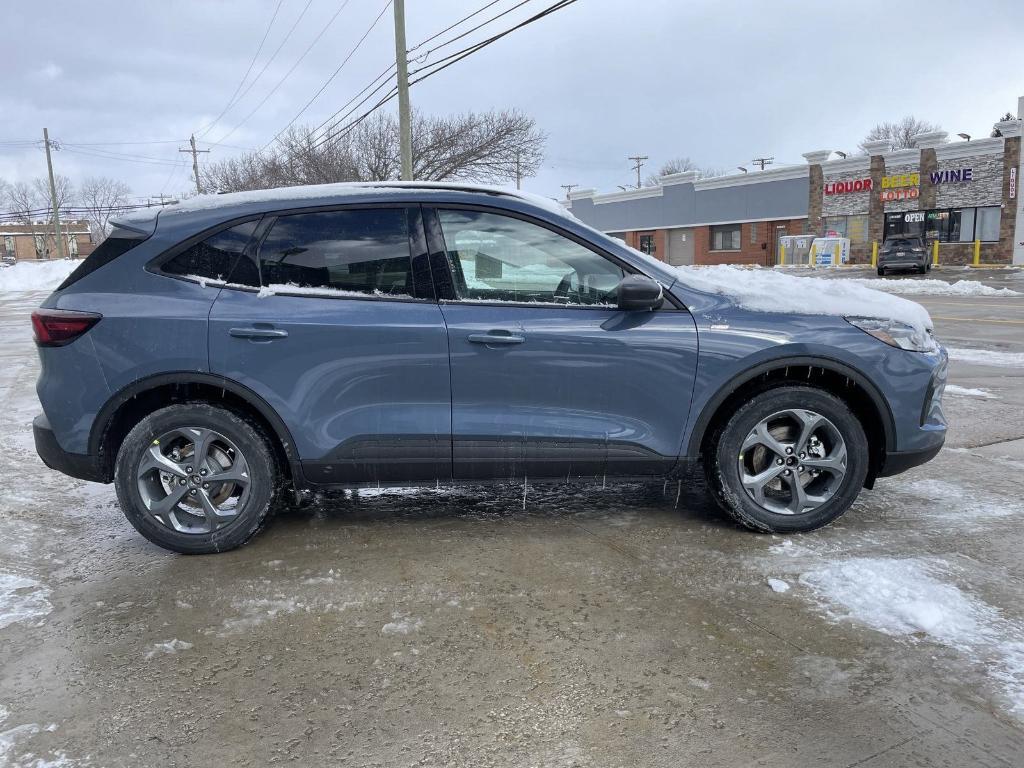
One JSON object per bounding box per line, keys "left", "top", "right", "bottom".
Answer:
{"left": 706, "top": 387, "right": 869, "bottom": 533}
{"left": 113, "top": 404, "right": 278, "bottom": 554}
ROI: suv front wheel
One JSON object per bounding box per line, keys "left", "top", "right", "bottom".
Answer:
{"left": 113, "top": 404, "right": 278, "bottom": 554}
{"left": 707, "top": 387, "right": 869, "bottom": 533}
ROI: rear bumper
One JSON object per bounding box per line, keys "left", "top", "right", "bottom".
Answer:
{"left": 878, "top": 256, "right": 926, "bottom": 269}
{"left": 33, "top": 413, "right": 106, "bottom": 483}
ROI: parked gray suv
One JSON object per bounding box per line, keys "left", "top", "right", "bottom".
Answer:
{"left": 32, "top": 183, "right": 947, "bottom": 554}
{"left": 878, "top": 236, "right": 929, "bottom": 275}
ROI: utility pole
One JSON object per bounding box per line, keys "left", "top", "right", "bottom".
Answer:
{"left": 515, "top": 150, "right": 522, "bottom": 190}
{"left": 560, "top": 184, "right": 579, "bottom": 198}
{"left": 628, "top": 155, "right": 648, "bottom": 188}
{"left": 393, "top": 0, "right": 413, "bottom": 181}
{"left": 42, "top": 128, "right": 67, "bottom": 260}
{"left": 179, "top": 134, "right": 210, "bottom": 195}
{"left": 751, "top": 156, "right": 774, "bottom": 171}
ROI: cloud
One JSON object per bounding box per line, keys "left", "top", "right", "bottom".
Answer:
{"left": 36, "top": 62, "right": 63, "bottom": 80}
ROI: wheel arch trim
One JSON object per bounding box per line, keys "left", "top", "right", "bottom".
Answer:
{"left": 684, "top": 355, "right": 896, "bottom": 458}
{"left": 89, "top": 372, "right": 304, "bottom": 484}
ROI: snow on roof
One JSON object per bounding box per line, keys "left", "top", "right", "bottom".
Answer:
{"left": 671, "top": 264, "right": 935, "bottom": 340}
{"left": 117, "top": 181, "right": 575, "bottom": 223}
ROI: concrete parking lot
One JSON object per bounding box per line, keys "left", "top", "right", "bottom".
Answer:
{"left": 2, "top": 270, "right": 1023, "bottom": 767}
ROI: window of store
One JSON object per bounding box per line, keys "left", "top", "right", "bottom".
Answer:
{"left": 885, "top": 207, "right": 1000, "bottom": 243}
{"left": 823, "top": 216, "right": 847, "bottom": 238}
{"left": 825, "top": 215, "right": 868, "bottom": 244}
{"left": 750, "top": 222, "right": 758, "bottom": 244}
{"left": 710, "top": 224, "right": 741, "bottom": 251}
{"left": 638, "top": 233, "right": 655, "bottom": 256}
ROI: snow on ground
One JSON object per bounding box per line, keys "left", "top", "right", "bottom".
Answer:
{"left": 381, "top": 614, "right": 424, "bottom": 635}
{"left": 799, "top": 557, "right": 1024, "bottom": 715}
{"left": 767, "top": 578, "right": 790, "bottom": 593}
{"left": 0, "top": 573, "right": 52, "bottom": 630}
{"left": 946, "top": 347, "right": 1024, "bottom": 368}
{"left": 0, "top": 705, "right": 76, "bottom": 768}
{"left": 144, "top": 639, "right": 193, "bottom": 659}
{"left": 944, "top": 384, "right": 996, "bottom": 399}
{"left": 671, "top": 264, "right": 934, "bottom": 343}
{"left": 849, "top": 278, "right": 1021, "bottom": 297}
{"left": 0, "top": 261, "right": 78, "bottom": 293}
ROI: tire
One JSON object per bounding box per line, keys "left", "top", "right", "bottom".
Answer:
{"left": 918, "top": 264, "right": 927, "bottom": 274}
{"left": 876, "top": 267, "right": 885, "bottom": 276}
{"left": 706, "top": 387, "right": 869, "bottom": 534}
{"left": 114, "top": 404, "right": 278, "bottom": 554}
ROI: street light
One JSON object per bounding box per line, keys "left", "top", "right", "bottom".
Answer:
{"left": 737, "top": 166, "right": 748, "bottom": 174}
{"left": 957, "top": 132, "right": 971, "bottom": 141}
{"left": 835, "top": 150, "right": 848, "bottom": 159}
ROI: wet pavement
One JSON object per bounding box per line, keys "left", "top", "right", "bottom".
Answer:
{"left": 2, "top": 274, "right": 1023, "bottom": 767}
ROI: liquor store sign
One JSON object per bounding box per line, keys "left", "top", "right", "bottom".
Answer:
{"left": 825, "top": 168, "right": 975, "bottom": 201}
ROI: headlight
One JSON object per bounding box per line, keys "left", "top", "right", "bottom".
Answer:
{"left": 846, "top": 317, "right": 938, "bottom": 353}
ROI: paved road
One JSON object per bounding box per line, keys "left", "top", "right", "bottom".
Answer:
{"left": 1, "top": 278, "right": 1023, "bottom": 768}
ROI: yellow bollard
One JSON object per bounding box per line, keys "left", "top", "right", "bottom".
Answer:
{"left": 871, "top": 241, "right": 878, "bottom": 267}
{"left": 973, "top": 239, "right": 981, "bottom": 266}
{"left": 779, "top": 243, "right": 786, "bottom": 266}
{"left": 932, "top": 239, "right": 939, "bottom": 266}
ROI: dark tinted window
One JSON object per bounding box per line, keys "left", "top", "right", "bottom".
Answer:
{"left": 884, "top": 238, "right": 922, "bottom": 249}
{"left": 56, "top": 229, "right": 149, "bottom": 291}
{"left": 258, "top": 209, "right": 412, "bottom": 297}
{"left": 161, "top": 221, "right": 258, "bottom": 281}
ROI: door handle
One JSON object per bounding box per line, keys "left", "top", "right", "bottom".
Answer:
{"left": 229, "top": 327, "right": 289, "bottom": 340}
{"left": 468, "top": 331, "right": 525, "bottom": 345}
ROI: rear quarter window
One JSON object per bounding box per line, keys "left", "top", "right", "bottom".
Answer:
{"left": 56, "top": 229, "right": 149, "bottom": 291}
{"left": 160, "top": 220, "right": 259, "bottom": 283}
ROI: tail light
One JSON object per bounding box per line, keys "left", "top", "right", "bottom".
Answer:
{"left": 31, "top": 309, "right": 102, "bottom": 347}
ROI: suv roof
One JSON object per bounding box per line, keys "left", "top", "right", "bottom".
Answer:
{"left": 112, "top": 181, "right": 573, "bottom": 231}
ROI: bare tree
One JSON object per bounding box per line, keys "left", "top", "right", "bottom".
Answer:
{"left": 202, "top": 109, "right": 546, "bottom": 193}
{"left": 644, "top": 157, "right": 724, "bottom": 186}
{"left": 991, "top": 112, "right": 1016, "bottom": 138}
{"left": 1, "top": 176, "right": 76, "bottom": 257}
{"left": 79, "top": 177, "right": 133, "bottom": 242}
{"left": 859, "top": 116, "right": 943, "bottom": 152}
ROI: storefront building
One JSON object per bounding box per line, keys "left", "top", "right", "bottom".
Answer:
{"left": 564, "top": 105, "right": 1023, "bottom": 267}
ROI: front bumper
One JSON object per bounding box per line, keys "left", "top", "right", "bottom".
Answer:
{"left": 33, "top": 413, "right": 106, "bottom": 483}
{"left": 878, "top": 440, "right": 944, "bottom": 477}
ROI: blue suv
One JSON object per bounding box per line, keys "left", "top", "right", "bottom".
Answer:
{"left": 31, "top": 183, "right": 947, "bottom": 553}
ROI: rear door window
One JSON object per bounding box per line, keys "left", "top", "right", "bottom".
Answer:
{"left": 257, "top": 208, "right": 414, "bottom": 298}
{"left": 161, "top": 221, "right": 259, "bottom": 282}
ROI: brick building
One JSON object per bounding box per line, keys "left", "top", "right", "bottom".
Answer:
{"left": 565, "top": 102, "right": 1024, "bottom": 267}
{"left": 0, "top": 220, "right": 94, "bottom": 262}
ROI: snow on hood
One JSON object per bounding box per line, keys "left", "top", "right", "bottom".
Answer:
{"left": 672, "top": 264, "right": 934, "bottom": 337}
{"left": 117, "top": 181, "right": 575, "bottom": 222}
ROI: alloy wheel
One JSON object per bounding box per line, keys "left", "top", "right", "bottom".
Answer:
{"left": 737, "top": 409, "right": 847, "bottom": 515}
{"left": 136, "top": 427, "right": 251, "bottom": 534}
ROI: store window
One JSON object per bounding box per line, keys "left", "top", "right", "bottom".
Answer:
{"left": 976, "top": 207, "right": 1001, "bottom": 242}
{"left": 823, "top": 216, "right": 847, "bottom": 238}
{"left": 710, "top": 224, "right": 741, "bottom": 251}
{"left": 886, "top": 207, "right": 1001, "bottom": 243}
{"left": 638, "top": 233, "right": 655, "bottom": 256}
{"left": 750, "top": 222, "right": 759, "bottom": 244}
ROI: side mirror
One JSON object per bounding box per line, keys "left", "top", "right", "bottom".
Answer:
{"left": 616, "top": 274, "right": 664, "bottom": 311}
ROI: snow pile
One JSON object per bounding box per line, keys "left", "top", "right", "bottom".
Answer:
{"left": 674, "top": 265, "right": 934, "bottom": 339}
{"left": 144, "top": 638, "right": 193, "bottom": 659}
{"left": 947, "top": 347, "right": 1024, "bottom": 368}
{"left": 849, "top": 278, "right": 1021, "bottom": 297}
{"left": 800, "top": 557, "right": 1024, "bottom": 714}
{"left": 0, "top": 260, "right": 78, "bottom": 292}
{"left": 944, "top": 384, "right": 996, "bottom": 399}
{"left": 381, "top": 614, "right": 424, "bottom": 635}
{"left": 767, "top": 578, "right": 790, "bottom": 593}
{"left": 0, "top": 573, "right": 52, "bottom": 629}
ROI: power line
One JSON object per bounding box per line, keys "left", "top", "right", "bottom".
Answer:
{"left": 408, "top": 0, "right": 534, "bottom": 64}
{"left": 196, "top": 0, "right": 285, "bottom": 139}
{"left": 752, "top": 156, "right": 774, "bottom": 170}
{"left": 312, "top": 0, "right": 579, "bottom": 150}
{"left": 261, "top": 0, "right": 394, "bottom": 152}
{"left": 309, "top": 62, "right": 396, "bottom": 140}
{"left": 407, "top": 0, "right": 505, "bottom": 53}
{"left": 208, "top": 0, "right": 354, "bottom": 148}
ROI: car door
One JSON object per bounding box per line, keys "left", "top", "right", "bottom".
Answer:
{"left": 209, "top": 204, "right": 452, "bottom": 485}
{"left": 423, "top": 205, "right": 699, "bottom": 481}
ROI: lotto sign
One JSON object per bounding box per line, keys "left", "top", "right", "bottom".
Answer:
{"left": 1011, "top": 167, "right": 1017, "bottom": 200}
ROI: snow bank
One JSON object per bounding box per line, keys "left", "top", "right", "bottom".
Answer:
{"left": 800, "top": 557, "right": 1024, "bottom": 714}
{"left": 0, "top": 260, "right": 78, "bottom": 292}
{"left": 144, "top": 638, "right": 193, "bottom": 659}
{"left": 0, "top": 573, "right": 52, "bottom": 629}
{"left": 944, "top": 384, "right": 996, "bottom": 399}
{"left": 947, "top": 347, "right": 1024, "bottom": 368}
{"left": 673, "top": 265, "right": 934, "bottom": 339}
{"left": 848, "top": 278, "right": 1021, "bottom": 297}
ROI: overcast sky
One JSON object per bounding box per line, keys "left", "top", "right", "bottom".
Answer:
{"left": 2, "top": 0, "right": 1022, "bottom": 203}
